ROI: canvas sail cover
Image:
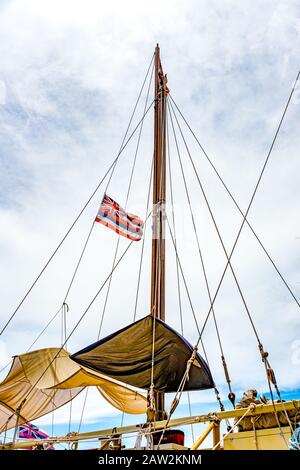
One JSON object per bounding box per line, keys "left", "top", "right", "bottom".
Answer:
{"left": 71, "top": 316, "right": 214, "bottom": 393}
{"left": 0, "top": 348, "right": 147, "bottom": 431}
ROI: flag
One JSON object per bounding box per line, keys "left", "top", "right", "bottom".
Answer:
{"left": 95, "top": 194, "right": 144, "bottom": 241}
{"left": 19, "top": 423, "right": 49, "bottom": 440}
{"left": 19, "top": 423, "right": 55, "bottom": 450}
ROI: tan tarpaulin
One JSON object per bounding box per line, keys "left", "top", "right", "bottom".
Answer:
{"left": 235, "top": 388, "right": 300, "bottom": 431}
{"left": 0, "top": 348, "right": 147, "bottom": 431}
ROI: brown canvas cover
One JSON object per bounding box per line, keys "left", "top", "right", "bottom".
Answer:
{"left": 71, "top": 315, "right": 214, "bottom": 392}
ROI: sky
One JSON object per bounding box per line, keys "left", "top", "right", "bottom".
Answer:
{"left": 0, "top": 0, "right": 300, "bottom": 448}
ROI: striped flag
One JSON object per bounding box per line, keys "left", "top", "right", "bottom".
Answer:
{"left": 95, "top": 194, "right": 144, "bottom": 241}
{"left": 19, "top": 423, "right": 55, "bottom": 450}
{"left": 19, "top": 423, "right": 49, "bottom": 440}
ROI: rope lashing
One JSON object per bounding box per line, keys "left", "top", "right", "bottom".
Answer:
{"left": 147, "top": 383, "right": 156, "bottom": 422}
{"left": 211, "top": 404, "right": 254, "bottom": 450}
{"left": 258, "top": 345, "right": 277, "bottom": 386}
{"left": 186, "top": 347, "right": 198, "bottom": 382}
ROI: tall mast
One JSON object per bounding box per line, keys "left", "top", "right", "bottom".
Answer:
{"left": 149, "top": 44, "right": 167, "bottom": 421}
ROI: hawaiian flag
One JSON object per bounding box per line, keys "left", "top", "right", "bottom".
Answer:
{"left": 95, "top": 194, "right": 144, "bottom": 241}
{"left": 19, "top": 422, "right": 49, "bottom": 440}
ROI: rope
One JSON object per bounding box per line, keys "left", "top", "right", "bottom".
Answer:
{"left": 0, "top": 70, "right": 156, "bottom": 437}
{"left": 263, "top": 369, "right": 289, "bottom": 449}
{"left": 211, "top": 406, "right": 253, "bottom": 450}
{"left": 51, "top": 400, "right": 55, "bottom": 438}
{"left": 104, "top": 53, "right": 154, "bottom": 194}
{"left": 162, "top": 68, "right": 300, "bottom": 444}
{"left": 77, "top": 388, "right": 89, "bottom": 434}
{"left": 0, "top": 99, "right": 154, "bottom": 338}
{"left": 57, "top": 220, "right": 96, "bottom": 349}
{"left": 261, "top": 351, "right": 299, "bottom": 448}
{"left": 1, "top": 71, "right": 153, "bottom": 436}
{"left": 0, "top": 238, "right": 136, "bottom": 432}
{"left": 91, "top": 64, "right": 154, "bottom": 425}
{"left": 97, "top": 58, "right": 154, "bottom": 339}
{"left": 0, "top": 60, "right": 155, "bottom": 434}
{"left": 156, "top": 346, "right": 198, "bottom": 449}
{"left": 169, "top": 93, "right": 300, "bottom": 312}
{"left": 26, "top": 305, "right": 62, "bottom": 351}
{"left": 166, "top": 112, "right": 195, "bottom": 443}
{"left": 169, "top": 99, "right": 261, "bottom": 344}
{"left": 168, "top": 100, "right": 234, "bottom": 403}
{"left": 63, "top": 223, "right": 95, "bottom": 305}
{"left": 135, "top": 423, "right": 153, "bottom": 450}
{"left": 165, "top": 214, "right": 225, "bottom": 413}
{"left": 96, "top": 237, "right": 120, "bottom": 340}
{"left": 1, "top": 210, "right": 153, "bottom": 433}
{"left": 0, "top": 305, "right": 63, "bottom": 377}
{"left": 133, "top": 155, "right": 154, "bottom": 321}
{"left": 172, "top": 65, "right": 300, "bottom": 346}
{"left": 67, "top": 391, "right": 73, "bottom": 450}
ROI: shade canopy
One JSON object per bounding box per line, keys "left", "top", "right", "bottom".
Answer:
{"left": 71, "top": 315, "right": 214, "bottom": 393}
{"left": 0, "top": 348, "right": 147, "bottom": 431}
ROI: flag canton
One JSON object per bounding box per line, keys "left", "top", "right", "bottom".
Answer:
{"left": 19, "top": 423, "right": 48, "bottom": 439}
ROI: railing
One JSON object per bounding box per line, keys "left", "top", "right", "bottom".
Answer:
{"left": 1, "top": 399, "right": 299, "bottom": 450}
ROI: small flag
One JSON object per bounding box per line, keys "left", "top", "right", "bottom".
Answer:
{"left": 19, "top": 423, "right": 49, "bottom": 440}
{"left": 19, "top": 423, "right": 54, "bottom": 450}
{"left": 95, "top": 194, "right": 144, "bottom": 241}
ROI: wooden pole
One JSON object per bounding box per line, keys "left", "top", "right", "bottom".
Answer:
{"left": 190, "top": 422, "right": 215, "bottom": 450}
{"left": 212, "top": 422, "right": 221, "bottom": 450}
{"left": 4, "top": 400, "right": 300, "bottom": 450}
{"left": 149, "top": 44, "right": 167, "bottom": 421}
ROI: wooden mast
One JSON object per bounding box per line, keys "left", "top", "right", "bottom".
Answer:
{"left": 149, "top": 44, "right": 167, "bottom": 421}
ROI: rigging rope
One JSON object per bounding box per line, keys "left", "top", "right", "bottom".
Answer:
{"left": 168, "top": 100, "right": 296, "bottom": 440}
{"left": 178, "top": 65, "right": 300, "bottom": 345}
{"left": 169, "top": 99, "right": 261, "bottom": 343}
{"left": 166, "top": 113, "right": 195, "bottom": 442}
{"left": 0, "top": 238, "right": 135, "bottom": 432}
{"left": 0, "top": 305, "right": 63, "bottom": 377}
{"left": 133, "top": 155, "right": 154, "bottom": 321}
{"left": 211, "top": 405, "right": 253, "bottom": 450}
{"left": 168, "top": 100, "right": 235, "bottom": 405}
{"left": 81, "top": 66, "right": 154, "bottom": 430}
{"left": 104, "top": 54, "right": 155, "bottom": 194}
{"left": 97, "top": 58, "right": 154, "bottom": 340}
{"left": 162, "top": 68, "right": 300, "bottom": 443}
{"left": 67, "top": 391, "right": 73, "bottom": 450}
{"left": 77, "top": 388, "right": 89, "bottom": 435}
{"left": 56, "top": 54, "right": 155, "bottom": 353}
{"left": 169, "top": 90, "right": 300, "bottom": 311}
{"left": 165, "top": 214, "right": 225, "bottom": 413}
{"left": 1, "top": 210, "right": 153, "bottom": 434}
{"left": 1, "top": 56, "right": 155, "bottom": 438}
{"left": 1, "top": 64, "right": 156, "bottom": 434}
{"left": 0, "top": 99, "right": 155, "bottom": 338}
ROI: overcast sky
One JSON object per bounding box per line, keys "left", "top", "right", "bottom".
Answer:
{"left": 0, "top": 0, "right": 300, "bottom": 443}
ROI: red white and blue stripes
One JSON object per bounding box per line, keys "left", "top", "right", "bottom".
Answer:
{"left": 95, "top": 194, "right": 144, "bottom": 241}
{"left": 19, "top": 423, "right": 49, "bottom": 440}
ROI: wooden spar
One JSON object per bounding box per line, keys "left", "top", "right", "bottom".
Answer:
{"left": 190, "top": 422, "right": 216, "bottom": 450}
{"left": 149, "top": 44, "right": 167, "bottom": 421}
{"left": 4, "top": 400, "right": 300, "bottom": 449}
{"left": 151, "top": 43, "right": 167, "bottom": 322}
